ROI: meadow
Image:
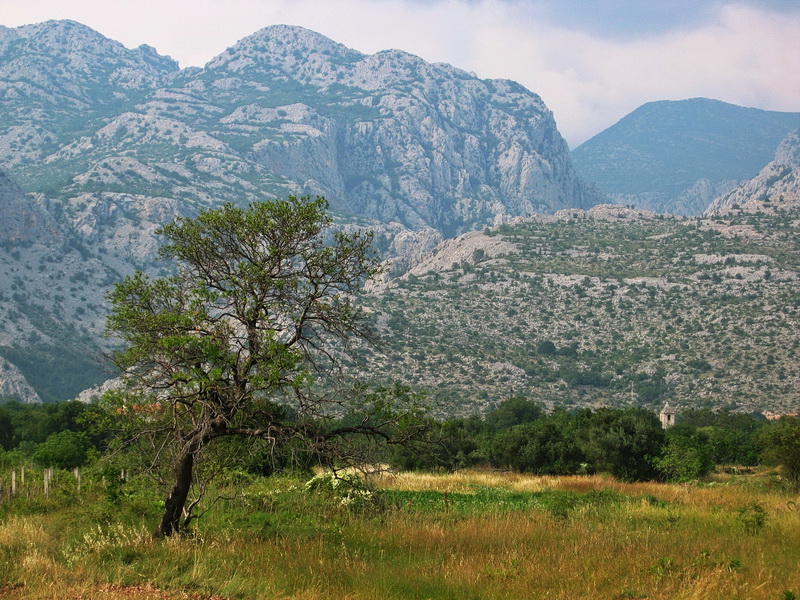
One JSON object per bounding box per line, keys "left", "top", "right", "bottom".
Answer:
{"left": 0, "top": 468, "right": 798, "bottom": 600}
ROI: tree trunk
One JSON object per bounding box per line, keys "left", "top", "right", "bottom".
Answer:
{"left": 156, "top": 445, "right": 196, "bottom": 537}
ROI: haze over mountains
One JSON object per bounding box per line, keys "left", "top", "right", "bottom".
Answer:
{"left": 0, "top": 19, "right": 798, "bottom": 411}
{"left": 572, "top": 98, "right": 800, "bottom": 215}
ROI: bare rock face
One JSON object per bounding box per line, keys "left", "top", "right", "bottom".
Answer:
{"left": 706, "top": 129, "right": 800, "bottom": 216}
{"left": 191, "top": 24, "right": 604, "bottom": 233}
{"left": 0, "top": 357, "right": 41, "bottom": 403}
{"left": 775, "top": 129, "right": 800, "bottom": 168}
{"left": 0, "top": 20, "right": 604, "bottom": 401}
{"left": 0, "top": 170, "right": 60, "bottom": 244}
{"left": 2, "top": 21, "right": 602, "bottom": 235}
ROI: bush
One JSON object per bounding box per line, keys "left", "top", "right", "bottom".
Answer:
{"left": 32, "top": 430, "right": 94, "bottom": 469}
{"left": 305, "top": 471, "right": 376, "bottom": 511}
{"left": 656, "top": 433, "right": 714, "bottom": 482}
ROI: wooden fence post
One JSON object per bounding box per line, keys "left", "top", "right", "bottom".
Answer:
{"left": 11, "top": 470, "right": 15, "bottom": 497}
{"left": 74, "top": 467, "right": 81, "bottom": 493}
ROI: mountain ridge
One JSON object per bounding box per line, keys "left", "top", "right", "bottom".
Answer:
{"left": 0, "top": 19, "right": 603, "bottom": 401}
{"left": 572, "top": 98, "right": 800, "bottom": 215}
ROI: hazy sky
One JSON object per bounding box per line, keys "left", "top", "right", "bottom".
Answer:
{"left": 4, "top": 0, "right": 800, "bottom": 147}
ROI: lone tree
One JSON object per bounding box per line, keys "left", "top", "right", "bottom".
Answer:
{"left": 104, "top": 196, "right": 418, "bottom": 536}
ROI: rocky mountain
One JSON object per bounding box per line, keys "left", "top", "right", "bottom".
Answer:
{"left": 2, "top": 20, "right": 602, "bottom": 234}
{"left": 356, "top": 208, "right": 800, "bottom": 416}
{"left": 705, "top": 129, "right": 800, "bottom": 216}
{"left": 572, "top": 98, "right": 800, "bottom": 215}
{"left": 0, "top": 168, "right": 116, "bottom": 402}
{"left": 0, "top": 20, "right": 179, "bottom": 176}
{"left": 0, "top": 19, "right": 603, "bottom": 402}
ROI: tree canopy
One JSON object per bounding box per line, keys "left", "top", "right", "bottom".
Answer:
{"left": 103, "top": 196, "right": 419, "bottom": 536}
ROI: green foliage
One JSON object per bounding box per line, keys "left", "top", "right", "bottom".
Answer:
{"left": 487, "top": 419, "right": 584, "bottom": 475}
{"left": 759, "top": 417, "right": 800, "bottom": 490}
{"left": 0, "top": 400, "right": 98, "bottom": 453}
{"left": 32, "top": 430, "right": 95, "bottom": 469}
{"left": 536, "top": 340, "right": 556, "bottom": 355}
{"left": 484, "top": 397, "right": 544, "bottom": 432}
{"left": 737, "top": 501, "right": 768, "bottom": 535}
{"left": 581, "top": 408, "right": 665, "bottom": 481}
{"left": 656, "top": 429, "right": 714, "bottom": 482}
{"left": 0, "top": 406, "right": 14, "bottom": 450}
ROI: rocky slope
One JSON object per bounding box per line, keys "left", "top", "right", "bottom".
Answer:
{"left": 572, "top": 98, "right": 800, "bottom": 215}
{"left": 705, "top": 129, "right": 800, "bottom": 216}
{"left": 356, "top": 208, "right": 800, "bottom": 416}
{"left": 0, "top": 20, "right": 179, "bottom": 176}
{"left": 0, "top": 19, "right": 603, "bottom": 402}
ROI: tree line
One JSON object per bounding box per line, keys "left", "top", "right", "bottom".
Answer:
{"left": 392, "top": 398, "right": 798, "bottom": 486}
{"left": 2, "top": 396, "right": 798, "bottom": 490}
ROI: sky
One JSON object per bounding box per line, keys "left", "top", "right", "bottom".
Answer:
{"left": 4, "top": 0, "right": 800, "bottom": 147}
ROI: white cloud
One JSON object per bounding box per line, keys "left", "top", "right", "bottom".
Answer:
{"left": 3, "top": 0, "right": 799, "bottom": 146}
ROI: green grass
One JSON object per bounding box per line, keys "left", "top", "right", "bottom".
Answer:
{"left": 0, "top": 469, "right": 798, "bottom": 599}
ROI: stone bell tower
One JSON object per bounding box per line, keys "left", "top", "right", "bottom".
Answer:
{"left": 659, "top": 402, "right": 676, "bottom": 429}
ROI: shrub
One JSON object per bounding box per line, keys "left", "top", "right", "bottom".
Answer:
{"left": 32, "top": 430, "right": 94, "bottom": 469}
{"left": 305, "top": 471, "right": 376, "bottom": 511}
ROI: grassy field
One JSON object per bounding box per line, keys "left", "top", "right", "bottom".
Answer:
{"left": 0, "top": 469, "right": 798, "bottom": 599}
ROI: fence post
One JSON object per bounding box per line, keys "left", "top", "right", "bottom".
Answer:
{"left": 11, "top": 470, "right": 15, "bottom": 497}
{"left": 74, "top": 467, "right": 81, "bottom": 493}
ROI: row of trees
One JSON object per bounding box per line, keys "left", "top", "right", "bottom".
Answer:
{"left": 392, "top": 397, "right": 797, "bottom": 484}
{"left": 4, "top": 395, "right": 797, "bottom": 488}
{"left": 0, "top": 400, "right": 100, "bottom": 469}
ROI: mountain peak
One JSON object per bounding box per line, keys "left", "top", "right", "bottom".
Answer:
{"left": 206, "top": 23, "right": 362, "bottom": 71}
{"left": 2, "top": 19, "right": 178, "bottom": 72}
{"left": 10, "top": 19, "right": 120, "bottom": 53}
{"left": 572, "top": 98, "right": 800, "bottom": 214}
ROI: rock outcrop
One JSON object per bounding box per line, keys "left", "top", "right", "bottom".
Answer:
{"left": 705, "top": 129, "right": 800, "bottom": 215}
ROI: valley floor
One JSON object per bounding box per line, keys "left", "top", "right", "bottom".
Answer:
{"left": 0, "top": 469, "right": 798, "bottom": 599}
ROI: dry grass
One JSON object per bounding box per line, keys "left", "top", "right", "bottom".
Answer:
{"left": 372, "top": 469, "right": 561, "bottom": 493}
{"left": 0, "top": 471, "right": 798, "bottom": 599}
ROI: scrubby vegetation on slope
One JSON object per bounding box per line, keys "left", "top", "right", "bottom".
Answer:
{"left": 357, "top": 210, "right": 800, "bottom": 415}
